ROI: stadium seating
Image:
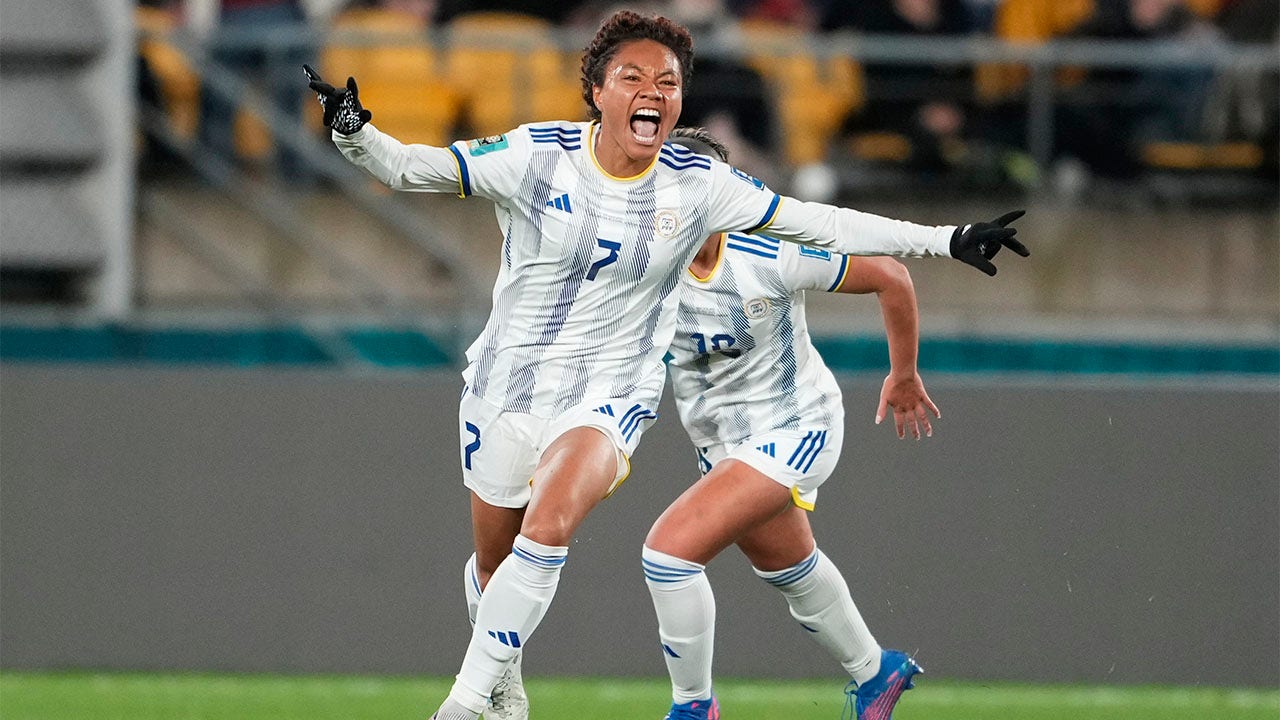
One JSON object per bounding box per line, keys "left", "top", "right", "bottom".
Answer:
{"left": 137, "top": 6, "right": 201, "bottom": 140}
{"left": 975, "top": 0, "right": 1096, "bottom": 102}
{"left": 443, "top": 12, "right": 585, "bottom": 137}
{"left": 323, "top": 8, "right": 460, "bottom": 147}
{"left": 738, "top": 19, "right": 864, "bottom": 166}
{"left": 136, "top": 5, "right": 276, "bottom": 159}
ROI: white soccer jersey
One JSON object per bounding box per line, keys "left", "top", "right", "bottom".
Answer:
{"left": 670, "top": 234, "right": 853, "bottom": 446}
{"left": 333, "top": 121, "right": 953, "bottom": 418}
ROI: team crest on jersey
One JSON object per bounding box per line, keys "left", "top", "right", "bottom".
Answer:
{"left": 467, "top": 134, "right": 509, "bottom": 156}
{"left": 744, "top": 297, "right": 771, "bottom": 319}
{"left": 655, "top": 210, "right": 680, "bottom": 238}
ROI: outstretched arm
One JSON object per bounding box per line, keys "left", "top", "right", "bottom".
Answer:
{"left": 304, "top": 64, "right": 492, "bottom": 197}
{"left": 835, "top": 257, "right": 939, "bottom": 439}
{"left": 706, "top": 162, "right": 1029, "bottom": 274}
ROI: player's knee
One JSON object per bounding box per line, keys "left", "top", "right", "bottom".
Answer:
{"left": 519, "top": 515, "right": 576, "bottom": 547}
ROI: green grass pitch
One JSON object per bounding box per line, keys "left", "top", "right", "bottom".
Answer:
{"left": 1, "top": 673, "right": 1276, "bottom": 720}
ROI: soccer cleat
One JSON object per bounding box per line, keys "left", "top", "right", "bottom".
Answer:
{"left": 843, "top": 649, "right": 922, "bottom": 720}
{"left": 664, "top": 695, "right": 720, "bottom": 720}
{"left": 485, "top": 654, "right": 529, "bottom": 720}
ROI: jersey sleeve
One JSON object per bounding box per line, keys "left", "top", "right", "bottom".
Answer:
{"left": 332, "top": 124, "right": 531, "bottom": 202}
{"left": 777, "top": 241, "right": 852, "bottom": 293}
{"left": 704, "top": 160, "right": 955, "bottom": 258}
{"left": 704, "top": 161, "right": 786, "bottom": 237}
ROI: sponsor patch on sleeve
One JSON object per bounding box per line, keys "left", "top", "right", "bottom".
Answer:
{"left": 467, "top": 134, "right": 509, "bottom": 156}
{"left": 730, "top": 166, "right": 765, "bottom": 189}
{"left": 798, "top": 246, "right": 832, "bottom": 260}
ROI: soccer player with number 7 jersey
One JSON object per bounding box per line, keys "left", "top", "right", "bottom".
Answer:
{"left": 305, "top": 10, "right": 1028, "bottom": 720}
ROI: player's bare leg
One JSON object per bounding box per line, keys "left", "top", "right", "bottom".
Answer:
{"left": 643, "top": 460, "right": 792, "bottom": 719}
{"left": 734, "top": 504, "right": 815, "bottom": 571}
{"left": 435, "top": 428, "right": 618, "bottom": 720}
{"left": 738, "top": 496, "right": 920, "bottom": 720}
{"left": 646, "top": 459, "right": 793, "bottom": 563}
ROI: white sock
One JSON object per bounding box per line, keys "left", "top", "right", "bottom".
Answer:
{"left": 754, "top": 547, "right": 881, "bottom": 686}
{"left": 463, "top": 552, "right": 524, "bottom": 685}
{"left": 464, "top": 553, "right": 482, "bottom": 626}
{"left": 447, "top": 534, "right": 566, "bottom": 714}
{"left": 643, "top": 545, "right": 715, "bottom": 703}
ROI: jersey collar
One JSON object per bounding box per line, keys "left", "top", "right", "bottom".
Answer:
{"left": 588, "top": 122, "right": 660, "bottom": 182}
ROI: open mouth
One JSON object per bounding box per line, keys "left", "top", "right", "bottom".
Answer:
{"left": 629, "top": 108, "right": 661, "bottom": 144}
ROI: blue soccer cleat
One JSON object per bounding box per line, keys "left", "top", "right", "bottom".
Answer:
{"left": 843, "top": 649, "right": 923, "bottom": 720}
{"left": 664, "top": 695, "right": 720, "bottom": 720}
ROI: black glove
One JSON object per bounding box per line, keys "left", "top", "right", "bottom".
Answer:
{"left": 303, "top": 64, "right": 371, "bottom": 135}
{"left": 949, "top": 210, "right": 1030, "bottom": 276}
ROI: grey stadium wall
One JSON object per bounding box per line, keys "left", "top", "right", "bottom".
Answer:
{"left": 1, "top": 365, "right": 1277, "bottom": 686}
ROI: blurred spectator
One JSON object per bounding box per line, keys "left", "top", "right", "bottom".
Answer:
{"left": 195, "top": 0, "right": 313, "bottom": 180}
{"left": 662, "top": 0, "right": 782, "bottom": 182}
{"left": 436, "top": 0, "right": 589, "bottom": 23}
{"left": 1207, "top": 0, "right": 1279, "bottom": 177}
{"left": 960, "top": 0, "right": 1000, "bottom": 31}
{"left": 1051, "top": 0, "right": 1220, "bottom": 179}
{"left": 823, "top": 0, "right": 976, "bottom": 172}
{"left": 354, "top": 0, "right": 439, "bottom": 21}
{"left": 730, "top": 0, "right": 820, "bottom": 29}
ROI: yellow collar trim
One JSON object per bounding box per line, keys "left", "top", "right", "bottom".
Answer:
{"left": 588, "top": 122, "right": 660, "bottom": 182}
{"left": 686, "top": 234, "right": 726, "bottom": 283}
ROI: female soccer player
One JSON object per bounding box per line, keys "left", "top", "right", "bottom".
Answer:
{"left": 305, "top": 11, "right": 1027, "bottom": 720}
{"left": 645, "top": 128, "right": 942, "bottom": 720}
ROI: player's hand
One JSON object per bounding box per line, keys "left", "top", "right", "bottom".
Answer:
{"left": 875, "top": 370, "right": 940, "bottom": 440}
{"left": 303, "top": 64, "right": 371, "bottom": 135}
{"left": 949, "top": 210, "right": 1030, "bottom": 276}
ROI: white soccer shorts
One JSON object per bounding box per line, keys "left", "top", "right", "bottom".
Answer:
{"left": 459, "top": 390, "right": 659, "bottom": 508}
{"left": 695, "top": 425, "right": 845, "bottom": 511}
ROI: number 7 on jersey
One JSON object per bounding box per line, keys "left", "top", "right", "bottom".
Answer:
{"left": 587, "top": 238, "right": 622, "bottom": 281}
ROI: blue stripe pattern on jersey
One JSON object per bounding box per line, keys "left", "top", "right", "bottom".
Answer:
{"left": 745, "top": 193, "right": 782, "bottom": 234}
{"left": 470, "top": 563, "right": 483, "bottom": 596}
{"left": 643, "top": 558, "right": 702, "bottom": 583}
{"left": 827, "top": 254, "right": 850, "bottom": 291}
{"left": 448, "top": 145, "right": 472, "bottom": 197}
{"left": 513, "top": 545, "right": 567, "bottom": 568}
{"left": 726, "top": 232, "right": 780, "bottom": 259}
{"left": 530, "top": 126, "right": 582, "bottom": 151}
{"left": 761, "top": 549, "right": 820, "bottom": 587}
{"left": 658, "top": 146, "right": 711, "bottom": 171}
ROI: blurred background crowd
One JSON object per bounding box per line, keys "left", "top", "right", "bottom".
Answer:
{"left": 1, "top": 0, "right": 1276, "bottom": 363}
{"left": 134, "top": 0, "right": 1279, "bottom": 197}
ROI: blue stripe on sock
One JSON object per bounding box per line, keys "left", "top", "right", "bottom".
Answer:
{"left": 513, "top": 546, "right": 566, "bottom": 568}
{"left": 763, "top": 550, "right": 819, "bottom": 587}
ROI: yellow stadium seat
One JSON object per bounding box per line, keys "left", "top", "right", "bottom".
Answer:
{"left": 738, "top": 19, "right": 864, "bottom": 166}
{"left": 1141, "top": 141, "right": 1264, "bottom": 170}
{"left": 136, "top": 6, "right": 201, "bottom": 139}
{"left": 976, "top": 0, "right": 1096, "bottom": 101}
{"left": 324, "top": 8, "right": 460, "bottom": 146}
{"left": 136, "top": 6, "right": 295, "bottom": 161}
{"left": 444, "top": 12, "right": 585, "bottom": 137}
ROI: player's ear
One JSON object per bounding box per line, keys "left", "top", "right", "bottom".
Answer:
{"left": 592, "top": 83, "right": 603, "bottom": 110}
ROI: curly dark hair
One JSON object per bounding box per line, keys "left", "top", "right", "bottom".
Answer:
{"left": 580, "top": 10, "right": 694, "bottom": 121}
